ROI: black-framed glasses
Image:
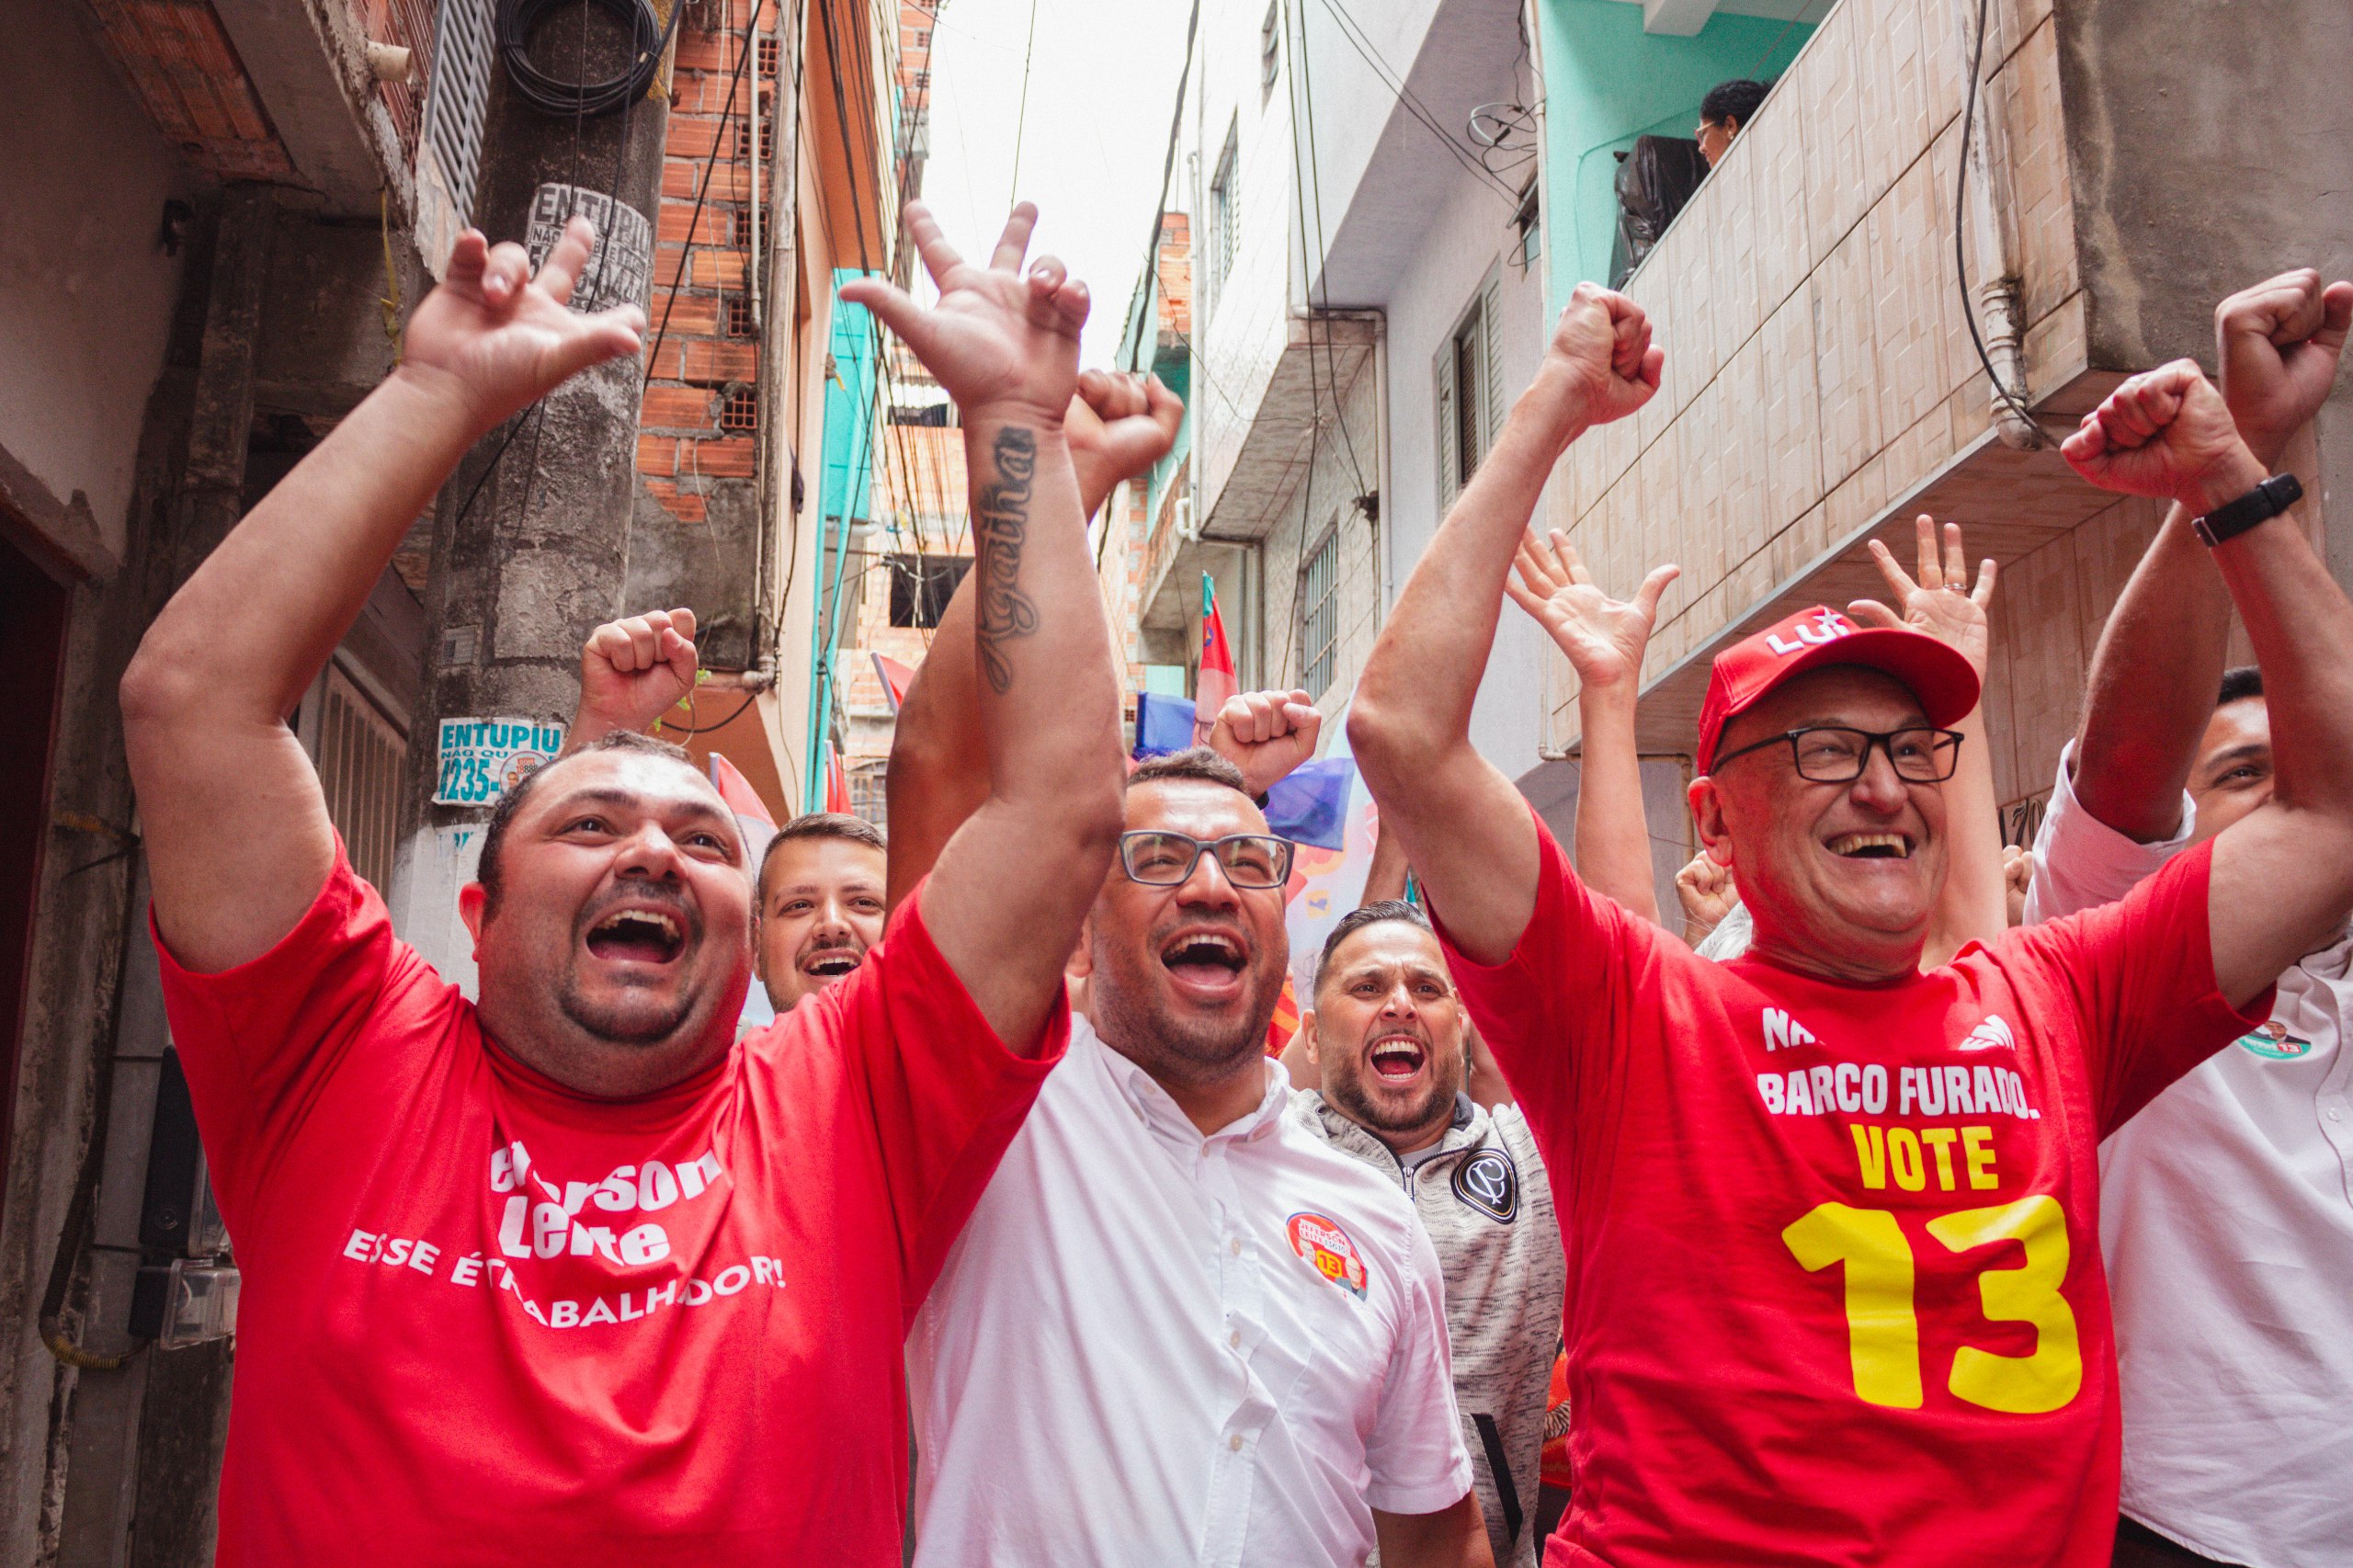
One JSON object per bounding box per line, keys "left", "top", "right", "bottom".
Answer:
{"left": 1711, "top": 725, "right": 1965, "bottom": 783}
{"left": 1118, "top": 830, "right": 1295, "bottom": 890}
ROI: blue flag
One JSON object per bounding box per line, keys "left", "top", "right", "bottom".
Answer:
{"left": 1265, "top": 756, "right": 1355, "bottom": 851}
{"left": 1133, "top": 691, "right": 1199, "bottom": 759}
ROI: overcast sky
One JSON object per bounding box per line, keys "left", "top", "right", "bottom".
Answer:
{"left": 918, "top": 0, "right": 1194, "bottom": 369}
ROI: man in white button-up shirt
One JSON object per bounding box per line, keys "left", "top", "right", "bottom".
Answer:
{"left": 905, "top": 748, "right": 1488, "bottom": 1568}
{"left": 2026, "top": 268, "right": 2353, "bottom": 1568}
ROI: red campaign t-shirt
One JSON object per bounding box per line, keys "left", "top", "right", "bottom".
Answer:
{"left": 1432, "top": 809, "right": 2268, "bottom": 1568}
{"left": 153, "top": 846, "right": 1064, "bottom": 1567}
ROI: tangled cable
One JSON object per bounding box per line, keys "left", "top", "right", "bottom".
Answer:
{"left": 495, "top": 0, "right": 686, "bottom": 119}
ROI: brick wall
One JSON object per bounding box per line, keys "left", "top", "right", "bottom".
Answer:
{"left": 638, "top": 0, "right": 778, "bottom": 532}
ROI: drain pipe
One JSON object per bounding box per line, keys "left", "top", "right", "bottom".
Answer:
{"left": 1959, "top": 3, "right": 2044, "bottom": 451}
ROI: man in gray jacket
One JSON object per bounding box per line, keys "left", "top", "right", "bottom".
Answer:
{"left": 1290, "top": 901, "right": 1566, "bottom": 1568}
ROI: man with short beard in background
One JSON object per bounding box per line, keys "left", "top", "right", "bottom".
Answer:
{"left": 1294, "top": 900, "right": 1564, "bottom": 1568}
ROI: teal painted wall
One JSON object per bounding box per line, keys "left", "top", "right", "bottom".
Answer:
{"left": 821, "top": 268, "right": 879, "bottom": 528}
{"left": 1538, "top": 0, "right": 1814, "bottom": 304}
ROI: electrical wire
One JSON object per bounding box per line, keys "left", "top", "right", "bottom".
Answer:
{"left": 1311, "top": 0, "right": 1517, "bottom": 205}
{"left": 496, "top": 0, "right": 686, "bottom": 118}
{"left": 1953, "top": 0, "right": 2041, "bottom": 435}
{"left": 1007, "top": 0, "right": 1040, "bottom": 206}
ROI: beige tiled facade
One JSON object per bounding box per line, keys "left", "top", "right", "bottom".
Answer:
{"left": 1541, "top": 0, "right": 2145, "bottom": 830}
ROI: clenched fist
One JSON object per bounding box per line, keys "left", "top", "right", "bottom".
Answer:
{"left": 1207, "top": 689, "right": 1323, "bottom": 799}
{"left": 570, "top": 608, "right": 699, "bottom": 751}
{"left": 2060, "top": 359, "right": 2268, "bottom": 518}
{"left": 1528, "top": 282, "right": 1665, "bottom": 440}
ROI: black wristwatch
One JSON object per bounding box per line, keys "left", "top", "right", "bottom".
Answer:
{"left": 2192, "top": 472, "right": 2302, "bottom": 548}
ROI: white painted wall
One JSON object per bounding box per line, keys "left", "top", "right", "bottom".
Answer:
{"left": 0, "top": 4, "right": 190, "bottom": 563}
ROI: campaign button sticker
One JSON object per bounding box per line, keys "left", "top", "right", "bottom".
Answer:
{"left": 1452, "top": 1149, "right": 1519, "bottom": 1223}
{"left": 2236, "top": 1021, "right": 2314, "bottom": 1060}
{"left": 1286, "top": 1211, "right": 1369, "bottom": 1300}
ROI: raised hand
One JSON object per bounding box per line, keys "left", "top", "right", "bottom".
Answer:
{"left": 1208, "top": 689, "right": 1323, "bottom": 797}
{"left": 1531, "top": 282, "right": 1664, "bottom": 436}
{"left": 2216, "top": 268, "right": 2353, "bottom": 466}
{"left": 2062, "top": 360, "right": 2268, "bottom": 517}
{"left": 401, "top": 218, "right": 647, "bottom": 437}
{"left": 1676, "top": 852, "right": 1738, "bottom": 933}
{"left": 1506, "top": 528, "right": 1677, "bottom": 692}
{"left": 1848, "top": 515, "right": 1996, "bottom": 676}
{"left": 840, "top": 201, "right": 1086, "bottom": 424}
{"left": 572, "top": 608, "right": 699, "bottom": 749}
{"left": 1068, "top": 369, "right": 1185, "bottom": 518}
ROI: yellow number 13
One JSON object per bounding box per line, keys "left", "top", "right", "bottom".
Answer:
{"left": 1781, "top": 1196, "right": 2081, "bottom": 1415}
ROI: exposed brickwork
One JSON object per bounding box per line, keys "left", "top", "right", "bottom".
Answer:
{"left": 82, "top": 0, "right": 297, "bottom": 180}
{"left": 636, "top": 0, "right": 778, "bottom": 530}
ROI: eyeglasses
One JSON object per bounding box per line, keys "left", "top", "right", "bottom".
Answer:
{"left": 1118, "top": 830, "right": 1295, "bottom": 890}
{"left": 1710, "top": 725, "right": 1964, "bottom": 783}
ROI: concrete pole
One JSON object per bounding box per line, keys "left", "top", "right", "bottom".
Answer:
{"left": 388, "top": 45, "right": 670, "bottom": 990}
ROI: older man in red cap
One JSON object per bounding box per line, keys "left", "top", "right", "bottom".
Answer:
{"left": 1349, "top": 278, "right": 2353, "bottom": 1567}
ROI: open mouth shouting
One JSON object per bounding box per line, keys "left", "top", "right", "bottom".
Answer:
{"left": 1158, "top": 925, "right": 1250, "bottom": 1005}
{"left": 1825, "top": 831, "right": 1915, "bottom": 861}
{"left": 1366, "top": 1030, "right": 1429, "bottom": 1085}
{"left": 583, "top": 902, "right": 689, "bottom": 966}
{"left": 798, "top": 945, "right": 864, "bottom": 985}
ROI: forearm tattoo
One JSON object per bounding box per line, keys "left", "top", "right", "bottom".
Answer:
{"left": 974, "top": 427, "right": 1041, "bottom": 695}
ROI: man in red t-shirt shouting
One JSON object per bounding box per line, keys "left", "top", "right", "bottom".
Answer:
{"left": 1348, "top": 279, "right": 2353, "bottom": 1567}
{"left": 117, "top": 204, "right": 1124, "bottom": 1565}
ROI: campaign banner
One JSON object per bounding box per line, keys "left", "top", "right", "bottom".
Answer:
{"left": 433, "top": 718, "right": 565, "bottom": 806}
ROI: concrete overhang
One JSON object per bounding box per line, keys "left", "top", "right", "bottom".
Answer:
{"left": 1624, "top": 369, "right": 2124, "bottom": 756}
{"left": 1195, "top": 312, "right": 1378, "bottom": 547}
{"left": 207, "top": 0, "right": 411, "bottom": 213}
{"left": 1313, "top": 0, "right": 1527, "bottom": 308}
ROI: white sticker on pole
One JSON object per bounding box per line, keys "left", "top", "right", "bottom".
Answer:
{"left": 433, "top": 718, "right": 565, "bottom": 805}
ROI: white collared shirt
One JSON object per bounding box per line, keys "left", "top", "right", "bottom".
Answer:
{"left": 908, "top": 1018, "right": 1472, "bottom": 1568}
{"left": 2029, "top": 743, "right": 2353, "bottom": 1567}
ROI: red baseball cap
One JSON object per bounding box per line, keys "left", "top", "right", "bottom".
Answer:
{"left": 1695, "top": 606, "right": 1980, "bottom": 772}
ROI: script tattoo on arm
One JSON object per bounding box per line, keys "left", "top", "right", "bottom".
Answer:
{"left": 973, "top": 426, "right": 1041, "bottom": 696}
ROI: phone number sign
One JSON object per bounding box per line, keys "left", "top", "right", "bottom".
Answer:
{"left": 434, "top": 718, "right": 566, "bottom": 806}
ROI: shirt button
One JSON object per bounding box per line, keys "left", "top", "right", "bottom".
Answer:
{"left": 1229, "top": 1329, "right": 1243, "bottom": 1349}
{"left": 1228, "top": 1433, "right": 1244, "bottom": 1452}
{"left": 2330, "top": 1108, "right": 2345, "bottom": 1123}
{"left": 1229, "top": 1237, "right": 1243, "bottom": 1256}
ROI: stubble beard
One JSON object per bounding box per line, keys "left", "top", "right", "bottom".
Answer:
{"left": 1089, "top": 949, "right": 1282, "bottom": 1095}
{"left": 556, "top": 966, "right": 705, "bottom": 1049}
{"left": 1324, "top": 1051, "right": 1463, "bottom": 1141}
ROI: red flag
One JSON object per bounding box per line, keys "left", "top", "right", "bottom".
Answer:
{"left": 824, "top": 744, "right": 853, "bottom": 814}
{"left": 870, "top": 652, "right": 915, "bottom": 714}
{"left": 709, "top": 753, "right": 777, "bottom": 828}
{"left": 1194, "top": 574, "right": 1236, "bottom": 744}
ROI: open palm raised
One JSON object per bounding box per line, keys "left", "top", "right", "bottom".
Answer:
{"left": 401, "top": 218, "right": 648, "bottom": 438}
{"left": 1506, "top": 528, "right": 1678, "bottom": 691}
{"left": 841, "top": 201, "right": 1086, "bottom": 425}
{"left": 1848, "top": 514, "right": 1995, "bottom": 676}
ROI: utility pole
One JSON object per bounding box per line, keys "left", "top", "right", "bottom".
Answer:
{"left": 389, "top": 17, "right": 673, "bottom": 988}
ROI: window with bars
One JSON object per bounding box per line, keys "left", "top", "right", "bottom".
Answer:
{"left": 1435, "top": 274, "right": 1506, "bottom": 510}
{"left": 888, "top": 553, "right": 972, "bottom": 628}
{"left": 302, "top": 665, "right": 407, "bottom": 893}
{"left": 1206, "top": 121, "right": 1239, "bottom": 315}
{"left": 721, "top": 386, "right": 758, "bottom": 431}
{"left": 847, "top": 761, "right": 889, "bottom": 829}
{"left": 1300, "top": 523, "right": 1339, "bottom": 698}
